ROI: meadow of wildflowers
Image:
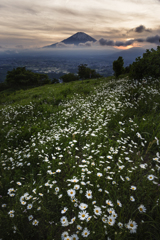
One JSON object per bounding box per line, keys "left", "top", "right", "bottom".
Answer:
{"left": 0, "top": 77, "right": 160, "bottom": 240}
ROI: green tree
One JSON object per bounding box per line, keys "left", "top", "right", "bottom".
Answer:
{"left": 5, "top": 67, "right": 50, "bottom": 87}
{"left": 113, "top": 56, "right": 124, "bottom": 78}
{"left": 60, "top": 73, "right": 79, "bottom": 83}
{"left": 78, "top": 64, "right": 102, "bottom": 79}
{"left": 129, "top": 46, "right": 160, "bottom": 81}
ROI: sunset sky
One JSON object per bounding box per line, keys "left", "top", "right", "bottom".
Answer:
{"left": 0, "top": 0, "right": 160, "bottom": 49}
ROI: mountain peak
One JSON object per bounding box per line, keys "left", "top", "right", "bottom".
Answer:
{"left": 43, "top": 32, "right": 97, "bottom": 48}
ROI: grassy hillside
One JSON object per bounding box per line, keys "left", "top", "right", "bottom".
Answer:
{"left": 0, "top": 77, "right": 160, "bottom": 240}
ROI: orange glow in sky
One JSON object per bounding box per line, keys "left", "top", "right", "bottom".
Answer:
{"left": 114, "top": 45, "right": 134, "bottom": 50}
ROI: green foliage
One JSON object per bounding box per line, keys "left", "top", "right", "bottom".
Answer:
{"left": 0, "top": 82, "right": 9, "bottom": 92}
{"left": 5, "top": 67, "right": 51, "bottom": 87}
{"left": 60, "top": 73, "right": 79, "bottom": 83}
{"left": 78, "top": 64, "right": 102, "bottom": 79}
{"left": 129, "top": 46, "right": 160, "bottom": 81}
{"left": 113, "top": 56, "right": 124, "bottom": 78}
{"left": 51, "top": 78, "right": 59, "bottom": 84}
{"left": 124, "top": 64, "right": 132, "bottom": 74}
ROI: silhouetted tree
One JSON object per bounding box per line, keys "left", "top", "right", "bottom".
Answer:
{"left": 78, "top": 64, "right": 102, "bottom": 79}
{"left": 5, "top": 67, "right": 50, "bottom": 87}
{"left": 113, "top": 56, "right": 124, "bottom": 78}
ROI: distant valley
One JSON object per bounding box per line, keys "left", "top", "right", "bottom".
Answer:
{"left": 0, "top": 45, "right": 146, "bottom": 83}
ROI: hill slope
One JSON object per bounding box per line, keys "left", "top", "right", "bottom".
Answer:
{"left": 0, "top": 77, "right": 160, "bottom": 240}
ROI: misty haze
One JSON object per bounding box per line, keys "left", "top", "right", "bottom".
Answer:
{"left": 0, "top": 46, "right": 146, "bottom": 83}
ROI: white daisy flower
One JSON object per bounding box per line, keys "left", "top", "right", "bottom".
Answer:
{"left": 102, "top": 216, "right": 107, "bottom": 223}
{"left": 117, "top": 200, "right": 122, "bottom": 207}
{"left": 17, "top": 182, "right": 22, "bottom": 186}
{"left": 118, "top": 222, "right": 123, "bottom": 228}
{"left": 138, "top": 204, "right": 146, "bottom": 213}
{"left": 111, "top": 212, "right": 118, "bottom": 219}
{"left": 9, "top": 213, "right": 14, "bottom": 217}
{"left": 81, "top": 227, "right": 90, "bottom": 237}
{"left": 79, "top": 203, "right": 88, "bottom": 210}
{"left": 107, "top": 208, "right": 114, "bottom": 214}
{"left": 126, "top": 219, "right": 137, "bottom": 233}
{"left": 61, "top": 207, "right": 68, "bottom": 214}
{"left": 71, "top": 233, "right": 79, "bottom": 240}
{"left": 74, "top": 185, "right": 80, "bottom": 190}
{"left": 94, "top": 206, "right": 102, "bottom": 215}
{"left": 130, "top": 196, "right": 135, "bottom": 202}
{"left": 147, "top": 175, "right": 155, "bottom": 181}
{"left": 61, "top": 231, "right": 68, "bottom": 239}
{"left": 67, "top": 189, "right": 76, "bottom": 197}
{"left": 130, "top": 186, "right": 136, "bottom": 190}
{"left": 78, "top": 210, "right": 89, "bottom": 220}
{"left": 55, "top": 187, "right": 60, "bottom": 193}
{"left": 32, "top": 219, "right": 39, "bottom": 226}
{"left": 86, "top": 216, "right": 92, "bottom": 222}
{"left": 60, "top": 216, "right": 68, "bottom": 226}
{"left": 106, "top": 200, "right": 114, "bottom": 206}
{"left": 64, "top": 236, "right": 71, "bottom": 240}
{"left": 77, "top": 225, "right": 82, "bottom": 230}
{"left": 28, "top": 215, "right": 33, "bottom": 221}
{"left": 27, "top": 204, "right": 33, "bottom": 210}
{"left": 97, "top": 172, "right": 103, "bottom": 177}
{"left": 107, "top": 216, "right": 115, "bottom": 226}
{"left": 21, "top": 201, "right": 26, "bottom": 205}
{"left": 85, "top": 190, "right": 92, "bottom": 199}
{"left": 70, "top": 217, "right": 76, "bottom": 224}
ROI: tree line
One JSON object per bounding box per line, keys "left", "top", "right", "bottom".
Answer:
{"left": 0, "top": 64, "right": 102, "bottom": 91}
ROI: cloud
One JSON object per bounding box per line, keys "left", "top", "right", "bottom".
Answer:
{"left": 56, "top": 42, "right": 74, "bottom": 48}
{"left": 99, "top": 38, "right": 114, "bottom": 46}
{"left": 135, "top": 25, "right": 151, "bottom": 33}
{"left": 146, "top": 35, "right": 160, "bottom": 43}
{"left": 129, "top": 25, "right": 151, "bottom": 33}
{"left": 15, "top": 45, "right": 24, "bottom": 49}
{"left": 98, "top": 35, "right": 160, "bottom": 47}
{"left": 78, "top": 41, "right": 95, "bottom": 47}
{"left": 99, "top": 38, "right": 134, "bottom": 47}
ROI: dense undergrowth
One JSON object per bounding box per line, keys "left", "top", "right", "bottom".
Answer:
{"left": 0, "top": 77, "right": 160, "bottom": 240}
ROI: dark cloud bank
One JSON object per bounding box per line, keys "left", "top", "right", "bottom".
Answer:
{"left": 99, "top": 35, "right": 160, "bottom": 47}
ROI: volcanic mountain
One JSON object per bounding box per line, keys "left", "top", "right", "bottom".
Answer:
{"left": 43, "top": 32, "right": 97, "bottom": 48}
